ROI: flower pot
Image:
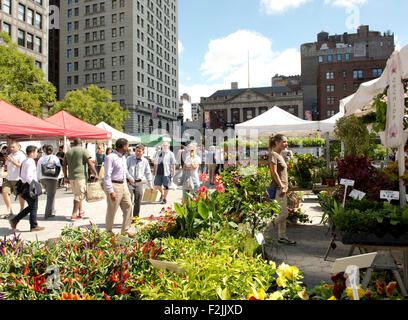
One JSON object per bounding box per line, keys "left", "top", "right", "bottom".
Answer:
{"left": 326, "top": 178, "right": 336, "bottom": 187}
{"left": 340, "top": 232, "right": 408, "bottom": 246}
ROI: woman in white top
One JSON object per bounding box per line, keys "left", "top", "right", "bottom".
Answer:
{"left": 10, "top": 146, "right": 45, "bottom": 232}
{"left": 37, "top": 145, "right": 61, "bottom": 218}
{"left": 182, "top": 143, "right": 201, "bottom": 199}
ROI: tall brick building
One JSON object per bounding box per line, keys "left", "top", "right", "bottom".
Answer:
{"left": 301, "top": 25, "right": 394, "bottom": 120}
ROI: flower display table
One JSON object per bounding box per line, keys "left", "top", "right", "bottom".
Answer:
{"left": 349, "top": 244, "right": 408, "bottom": 291}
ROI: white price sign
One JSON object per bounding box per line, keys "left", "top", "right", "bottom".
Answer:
{"left": 349, "top": 189, "right": 366, "bottom": 201}
{"left": 340, "top": 179, "right": 355, "bottom": 187}
{"left": 380, "top": 190, "right": 400, "bottom": 202}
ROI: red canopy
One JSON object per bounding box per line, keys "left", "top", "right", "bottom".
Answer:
{"left": 45, "top": 110, "right": 112, "bottom": 140}
{"left": 0, "top": 100, "right": 65, "bottom": 141}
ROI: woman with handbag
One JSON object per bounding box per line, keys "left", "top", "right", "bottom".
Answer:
{"left": 182, "top": 143, "right": 201, "bottom": 199}
{"left": 37, "top": 145, "right": 61, "bottom": 218}
{"left": 9, "top": 146, "right": 45, "bottom": 232}
{"left": 268, "top": 134, "right": 296, "bottom": 245}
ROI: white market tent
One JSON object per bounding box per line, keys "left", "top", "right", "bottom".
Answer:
{"left": 344, "top": 44, "right": 408, "bottom": 117}
{"left": 96, "top": 121, "right": 141, "bottom": 144}
{"left": 235, "top": 106, "right": 320, "bottom": 136}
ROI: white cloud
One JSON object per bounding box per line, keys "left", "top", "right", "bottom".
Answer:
{"left": 324, "top": 0, "right": 367, "bottom": 8}
{"left": 260, "top": 0, "right": 312, "bottom": 14}
{"left": 178, "top": 40, "right": 184, "bottom": 54}
{"left": 180, "top": 30, "right": 301, "bottom": 103}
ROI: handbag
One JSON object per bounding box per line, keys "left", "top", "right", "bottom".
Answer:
{"left": 29, "top": 180, "right": 43, "bottom": 199}
{"left": 182, "top": 176, "right": 195, "bottom": 191}
{"left": 41, "top": 156, "right": 61, "bottom": 178}
{"left": 264, "top": 187, "right": 277, "bottom": 200}
{"left": 142, "top": 188, "right": 159, "bottom": 202}
{"left": 173, "top": 170, "right": 183, "bottom": 187}
{"left": 86, "top": 181, "right": 105, "bottom": 202}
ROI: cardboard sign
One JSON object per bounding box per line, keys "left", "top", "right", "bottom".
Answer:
{"left": 380, "top": 190, "right": 400, "bottom": 202}
{"left": 349, "top": 189, "right": 366, "bottom": 201}
{"left": 331, "top": 252, "right": 377, "bottom": 274}
{"left": 149, "top": 259, "right": 186, "bottom": 274}
{"left": 340, "top": 179, "right": 355, "bottom": 187}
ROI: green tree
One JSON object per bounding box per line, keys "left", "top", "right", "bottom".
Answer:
{"left": 0, "top": 32, "right": 56, "bottom": 117}
{"left": 50, "top": 85, "right": 129, "bottom": 130}
{"left": 334, "top": 115, "right": 371, "bottom": 157}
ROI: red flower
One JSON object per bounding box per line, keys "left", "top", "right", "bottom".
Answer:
{"left": 216, "top": 184, "right": 225, "bottom": 194}
{"left": 199, "top": 173, "right": 209, "bottom": 183}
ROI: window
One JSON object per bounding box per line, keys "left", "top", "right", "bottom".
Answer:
{"left": 373, "top": 68, "right": 383, "bottom": 77}
{"left": 112, "top": 86, "right": 117, "bottom": 95}
{"left": 112, "top": 28, "right": 117, "bottom": 38}
{"left": 67, "top": 8, "right": 72, "bottom": 18}
{"left": 345, "top": 53, "right": 351, "bottom": 61}
{"left": 327, "top": 55, "right": 333, "bottom": 63}
{"left": 342, "top": 71, "right": 347, "bottom": 78}
{"left": 327, "top": 97, "right": 335, "bottom": 105}
{"left": 35, "top": 13, "right": 42, "bottom": 29}
{"left": 67, "top": 63, "right": 72, "bottom": 72}
{"left": 35, "top": 61, "right": 42, "bottom": 70}
{"left": 34, "top": 36, "right": 42, "bottom": 53}
{"left": 26, "top": 33, "right": 34, "bottom": 50}
{"left": 326, "top": 84, "right": 335, "bottom": 92}
{"left": 327, "top": 110, "right": 335, "bottom": 117}
{"left": 27, "top": 8, "right": 34, "bottom": 25}
{"left": 18, "top": 4, "right": 26, "bottom": 21}
{"left": 67, "top": 76, "right": 72, "bottom": 85}
{"left": 119, "top": 85, "right": 125, "bottom": 95}
{"left": 2, "top": 22, "right": 11, "bottom": 36}
{"left": 67, "top": 49, "right": 72, "bottom": 58}
{"left": 112, "top": 71, "right": 118, "bottom": 81}
{"left": 119, "top": 56, "right": 125, "bottom": 65}
{"left": 326, "top": 72, "right": 334, "bottom": 80}
{"left": 353, "top": 70, "right": 363, "bottom": 79}
{"left": 245, "top": 109, "right": 253, "bottom": 120}
{"left": 67, "top": 22, "right": 72, "bottom": 31}
{"left": 17, "top": 29, "right": 25, "bottom": 46}
{"left": 119, "top": 70, "right": 124, "bottom": 80}
{"left": 112, "top": 57, "right": 117, "bottom": 66}
{"left": 2, "top": 0, "right": 11, "bottom": 14}
{"left": 337, "top": 54, "right": 342, "bottom": 61}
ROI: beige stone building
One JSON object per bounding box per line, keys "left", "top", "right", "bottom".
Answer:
{"left": 59, "top": 0, "right": 179, "bottom": 135}
{"left": 0, "top": 0, "right": 49, "bottom": 76}
{"left": 200, "top": 82, "right": 303, "bottom": 131}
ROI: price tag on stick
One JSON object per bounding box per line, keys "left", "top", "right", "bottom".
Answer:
{"left": 349, "top": 189, "right": 366, "bottom": 201}
{"left": 340, "top": 179, "right": 355, "bottom": 208}
{"left": 380, "top": 190, "right": 400, "bottom": 203}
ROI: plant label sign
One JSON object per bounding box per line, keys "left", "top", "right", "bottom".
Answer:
{"left": 255, "top": 233, "right": 264, "bottom": 245}
{"left": 340, "top": 179, "right": 355, "bottom": 187}
{"left": 149, "top": 259, "right": 186, "bottom": 274}
{"left": 349, "top": 189, "right": 366, "bottom": 201}
{"left": 380, "top": 190, "right": 400, "bottom": 203}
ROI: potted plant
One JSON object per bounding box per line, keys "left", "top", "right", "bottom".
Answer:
{"left": 319, "top": 166, "right": 337, "bottom": 187}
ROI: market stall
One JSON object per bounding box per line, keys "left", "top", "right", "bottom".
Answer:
{"left": 0, "top": 100, "right": 65, "bottom": 141}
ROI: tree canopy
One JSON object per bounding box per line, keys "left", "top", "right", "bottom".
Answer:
{"left": 49, "top": 85, "right": 129, "bottom": 130}
{"left": 0, "top": 32, "right": 56, "bottom": 117}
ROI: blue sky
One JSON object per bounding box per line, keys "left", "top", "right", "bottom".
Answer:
{"left": 178, "top": 0, "right": 407, "bottom": 102}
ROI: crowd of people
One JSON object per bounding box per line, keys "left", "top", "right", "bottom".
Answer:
{"left": 0, "top": 134, "right": 296, "bottom": 245}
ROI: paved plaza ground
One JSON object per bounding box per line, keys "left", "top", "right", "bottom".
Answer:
{"left": 0, "top": 185, "right": 404, "bottom": 290}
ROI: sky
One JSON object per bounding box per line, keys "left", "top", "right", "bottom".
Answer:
{"left": 177, "top": 0, "right": 407, "bottom": 103}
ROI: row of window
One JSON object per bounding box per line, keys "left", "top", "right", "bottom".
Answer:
{"left": 17, "top": 28, "right": 42, "bottom": 53}
{"left": 319, "top": 53, "right": 351, "bottom": 63}
{"left": 325, "top": 68, "right": 383, "bottom": 80}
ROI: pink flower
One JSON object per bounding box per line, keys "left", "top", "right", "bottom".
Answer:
{"left": 199, "top": 172, "right": 209, "bottom": 183}
{"left": 216, "top": 184, "right": 225, "bottom": 194}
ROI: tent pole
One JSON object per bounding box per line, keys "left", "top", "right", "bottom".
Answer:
{"left": 398, "top": 136, "right": 407, "bottom": 206}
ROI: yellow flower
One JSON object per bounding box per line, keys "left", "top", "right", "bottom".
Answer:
{"left": 276, "top": 276, "right": 287, "bottom": 288}
{"left": 298, "top": 290, "right": 309, "bottom": 300}
{"left": 269, "top": 261, "right": 276, "bottom": 269}
{"left": 268, "top": 291, "right": 284, "bottom": 300}
{"left": 276, "top": 263, "right": 300, "bottom": 281}
{"left": 346, "top": 286, "right": 365, "bottom": 300}
{"left": 328, "top": 296, "right": 337, "bottom": 300}
{"left": 247, "top": 288, "right": 266, "bottom": 300}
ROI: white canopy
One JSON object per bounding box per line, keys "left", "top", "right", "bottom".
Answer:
{"left": 344, "top": 44, "right": 408, "bottom": 117}
{"left": 96, "top": 122, "right": 141, "bottom": 143}
{"left": 235, "top": 106, "right": 320, "bottom": 136}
